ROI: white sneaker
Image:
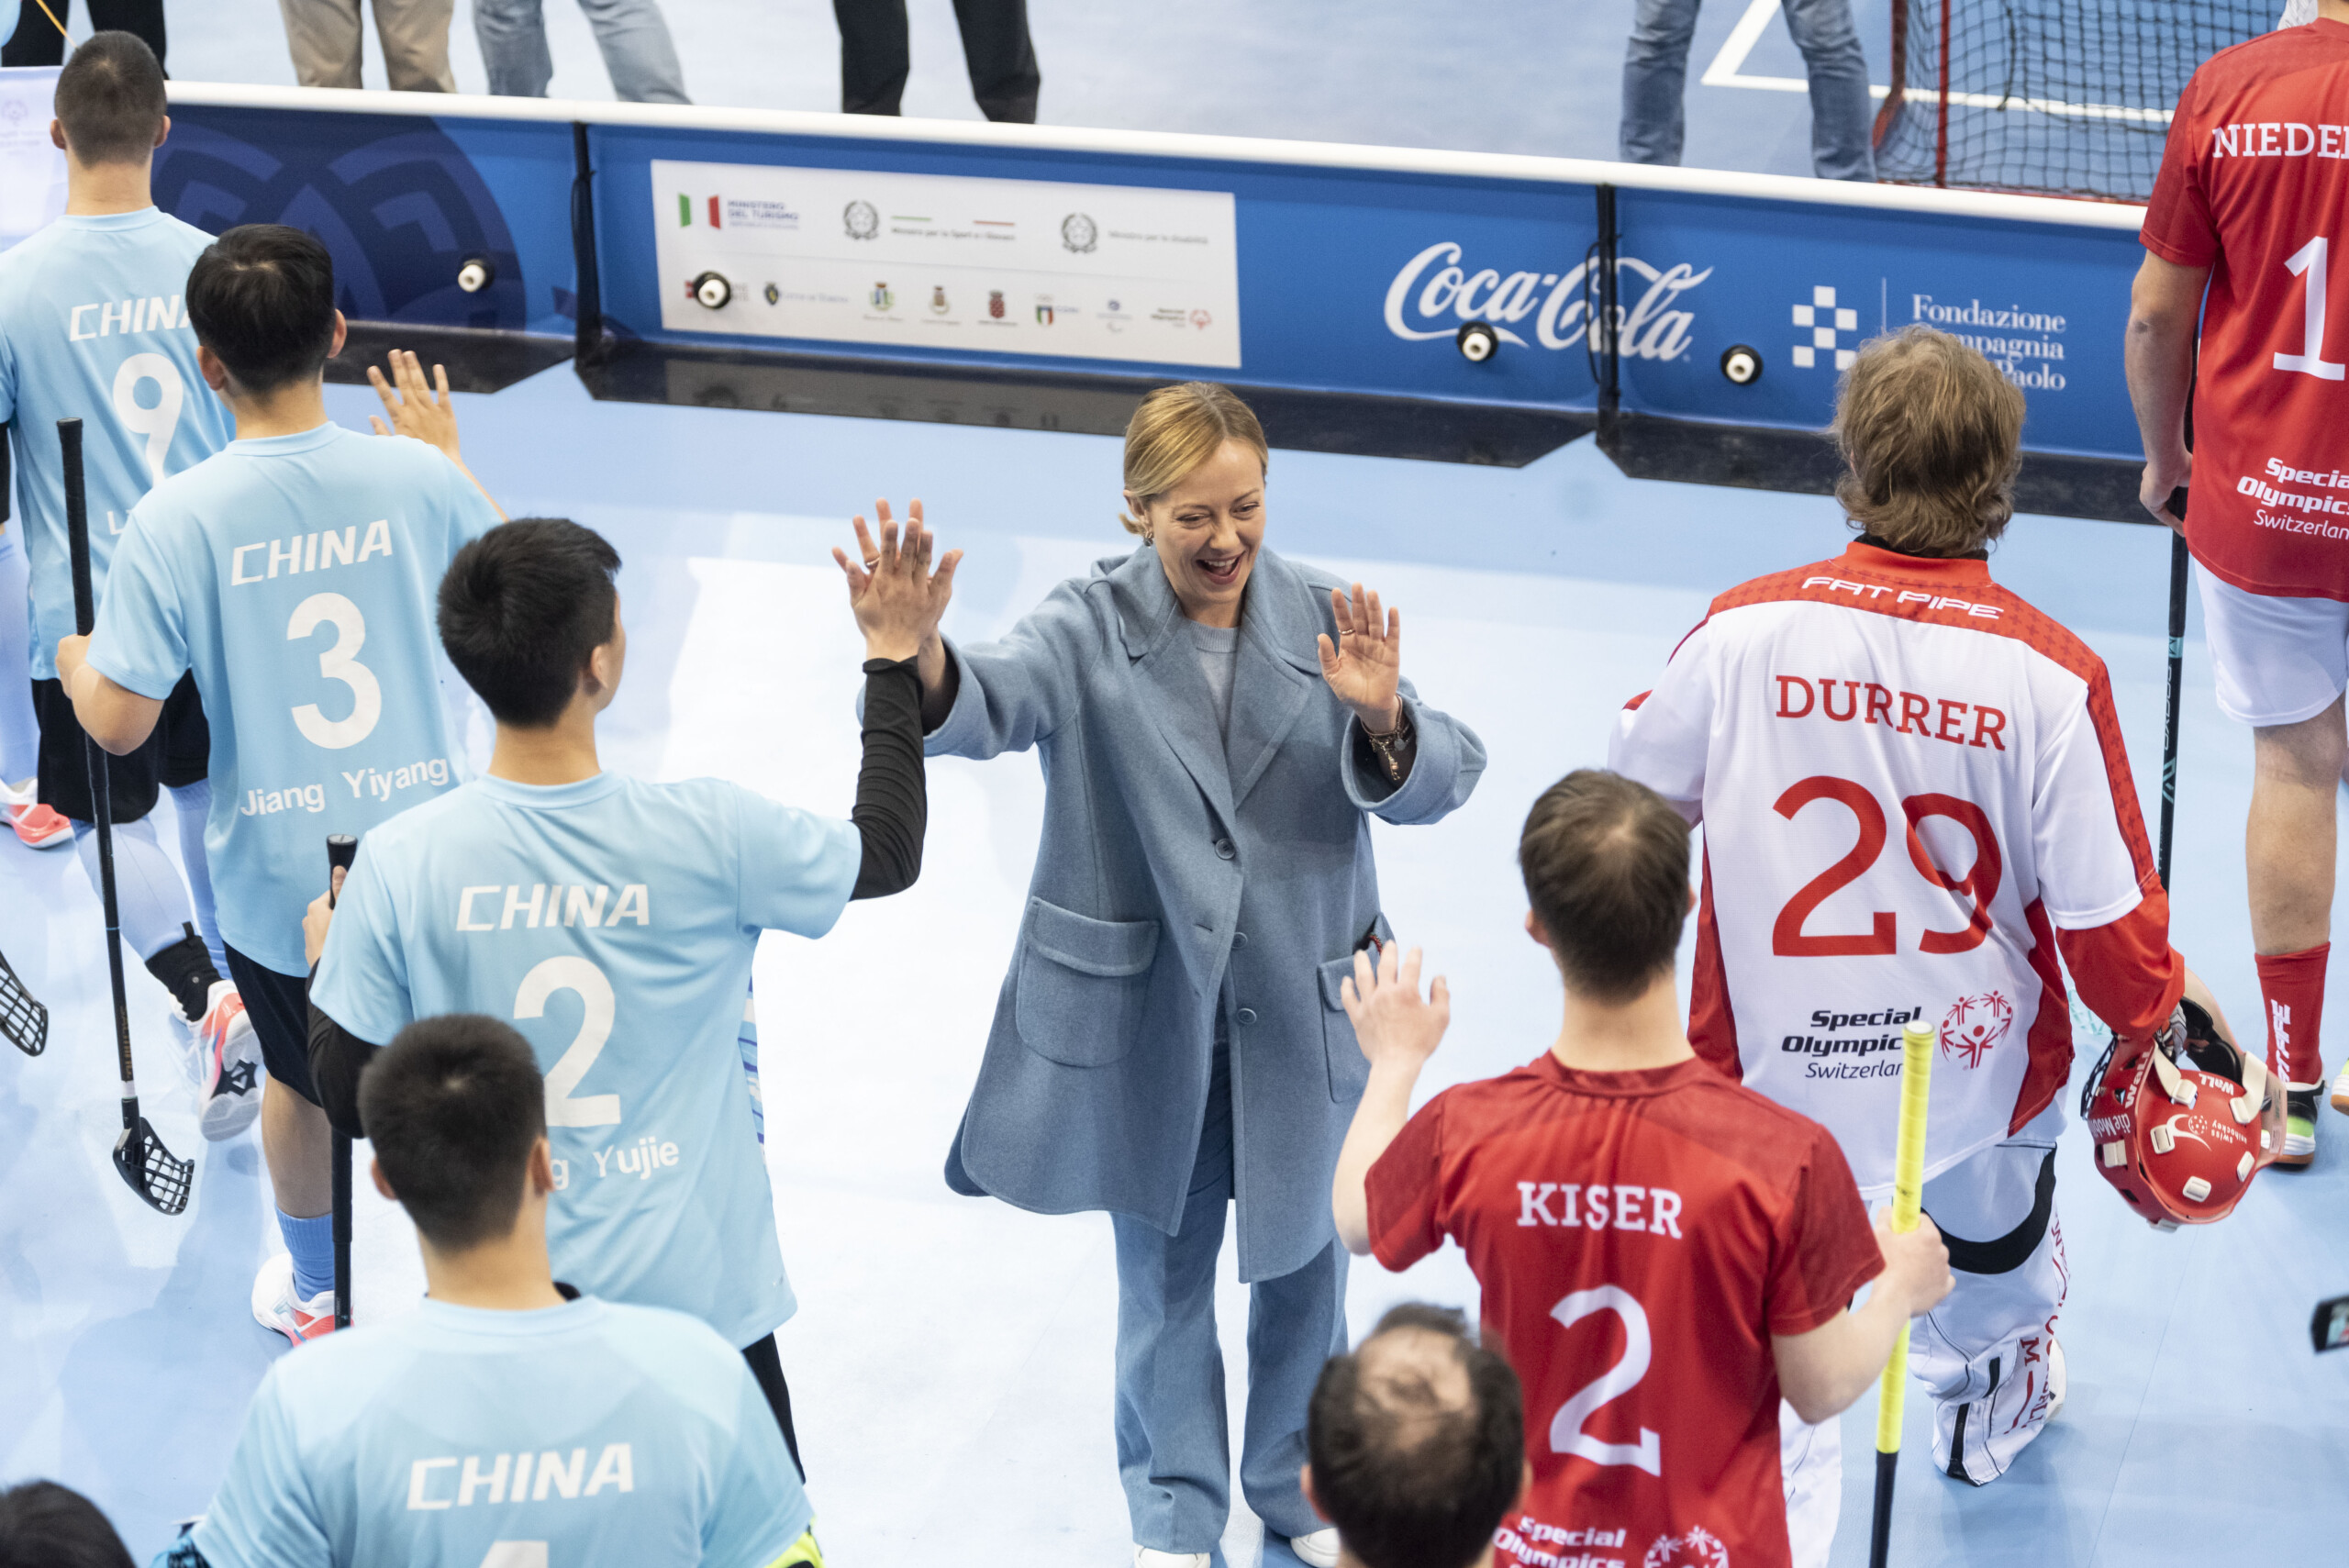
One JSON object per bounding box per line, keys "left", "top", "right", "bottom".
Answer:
{"left": 1291, "top": 1529, "right": 1341, "bottom": 1568}
{"left": 194, "top": 981, "right": 262, "bottom": 1140}
{"left": 1133, "top": 1550, "right": 1208, "bottom": 1568}
{"left": 250, "top": 1251, "right": 338, "bottom": 1347}
{"left": 2332, "top": 1057, "right": 2349, "bottom": 1117}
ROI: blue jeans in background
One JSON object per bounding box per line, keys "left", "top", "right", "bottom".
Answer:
{"left": 473, "top": 0, "right": 689, "bottom": 104}
{"left": 1620, "top": 0, "right": 1875, "bottom": 180}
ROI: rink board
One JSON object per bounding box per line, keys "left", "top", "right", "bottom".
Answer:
{"left": 150, "top": 83, "right": 2152, "bottom": 514}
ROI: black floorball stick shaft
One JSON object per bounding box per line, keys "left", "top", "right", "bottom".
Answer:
{"left": 2158, "top": 357, "right": 2195, "bottom": 895}
{"left": 327, "top": 832, "right": 358, "bottom": 1329}
{"left": 2159, "top": 521, "right": 2188, "bottom": 893}
{"left": 62, "top": 417, "right": 191, "bottom": 1215}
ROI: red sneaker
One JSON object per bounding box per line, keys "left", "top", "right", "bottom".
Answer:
{"left": 8, "top": 802, "right": 71, "bottom": 850}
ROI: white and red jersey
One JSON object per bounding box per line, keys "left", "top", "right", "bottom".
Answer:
{"left": 2142, "top": 19, "right": 2349, "bottom": 600}
{"left": 1609, "top": 542, "right": 2184, "bottom": 1194}
{"left": 1367, "top": 1055, "right": 1881, "bottom": 1568}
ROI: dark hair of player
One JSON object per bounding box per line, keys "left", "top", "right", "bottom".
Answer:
{"left": 438, "top": 518, "right": 623, "bottom": 728}
{"left": 358, "top": 1015, "right": 548, "bottom": 1251}
{"left": 1832, "top": 324, "right": 2025, "bottom": 558}
{"left": 184, "top": 225, "right": 340, "bottom": 394}
{"left": 1306, "top": 1303, "right": 1524, "bottom": 1568}
{"left": 1518, "top": 768, "right": 1690, "bottom": 1004}
{"left": 0, "top": 1480, "right": 135, "bottom": 1568}
{"left": 52, "top": 31, "right": 166, "bottom": 168}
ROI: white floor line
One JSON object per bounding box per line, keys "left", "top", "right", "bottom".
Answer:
{"left": 1696, "top": 0, "right": 2175, "bottom": 123}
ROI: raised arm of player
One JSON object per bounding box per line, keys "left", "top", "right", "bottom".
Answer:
{"left": 367, "top": 350, "right": 507, "bottom": 520}
{"left": 2124, "top": 251, "right": 2212, "bottom": 531}
{"left": 1771, "top": 1210, "right": 1955, "bottom": 1423}
{"left": 1331, "top": 943, "right": 1450, "bottom": 1256}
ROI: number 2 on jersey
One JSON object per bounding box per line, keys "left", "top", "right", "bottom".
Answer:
{"left": 286, "top": 592, "right": 384, "bottom": 750}
{"left": 1549, "top": 1286, "right": 1662, "bottom": 1476}
{"left": 518, "top": 957, "right": 621, "bottom": 1127}
{"left": 1772, "top": 776, "right": 1999, "bottom": 957}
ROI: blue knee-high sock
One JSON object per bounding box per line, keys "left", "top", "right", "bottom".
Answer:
{"left": 166, "top": 781, "right": 228, "bottom": 973}
{"left": 72, "top": 815, "right": 201, "bottom": 964}
{"left": 277, "top": 1209, "right": 336, "bottom": 1302}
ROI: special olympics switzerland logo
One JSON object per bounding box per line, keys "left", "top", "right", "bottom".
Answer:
{"left": 1645, "top": 1526, "right": 1731, "bottom": 1568}
{"left": 1941, "top": 992, "right": 2014, "bottom": 1070}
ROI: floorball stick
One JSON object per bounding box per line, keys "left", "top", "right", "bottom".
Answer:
{"left": 2157, "top": 525, "right": 2187, "bottom": 893}
{"left": 0, "top": 944, "right": 49, "bottom": 1057}
{"left": 1866, "top": 1017, "right": 1936, "bottom": 1568}
{"left": 61, "top": 417, "right": 193, "bottom": 1215}
{"left": 326, "top": 832, "right": 358, "bottom": 1329}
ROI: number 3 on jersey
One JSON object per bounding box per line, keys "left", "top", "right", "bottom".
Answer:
{"left": 287, "top": 591, "right": 384, "bottom": 749}
{"left": 520, "top": 957, "right": 622, "bottom": 1128}
{"left": 1550, "top": 1286, "right": 1662, "bottom": 1476}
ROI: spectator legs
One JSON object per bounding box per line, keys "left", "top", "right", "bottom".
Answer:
{"left": 5, "top": 0, "right": 167, "bottom": 68}
{"left": 1780, "top": 0, "right": 1876, "bottom": 180}
{"left": 276, "top": 0, "right": 452, "bottom": 92}
{"left": 834, "top": 0, "right": 1037, "bottom": 121}
{"left": 473, "top": 0, "right": 556, "bottom": 96}
{"left": 1619, "top": 0, "right": 1700, "bottom": 164}
{"left": 833, "top": 0, "right": 911, "bottom": 116}
{"left": 950, "top": 0, "right": 1037, "bottom": 123}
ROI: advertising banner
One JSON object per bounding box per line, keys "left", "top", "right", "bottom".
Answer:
{"left": 648, "top": 159, "right": 1241, "bottom": 368}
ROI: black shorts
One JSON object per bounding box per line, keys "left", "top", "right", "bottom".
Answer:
{"left": 33, "top": 672, "right": 208, "bottom": 824}
{"left": 226, "top": 944, "right": 318, "bottom": 1105}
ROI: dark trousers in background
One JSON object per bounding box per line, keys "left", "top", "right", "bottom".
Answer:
{"left": 831, "top": 0, "right": 1037, "bottom": 123}
{"left": 4, "top": 0, "right": 166, "bottom": 66}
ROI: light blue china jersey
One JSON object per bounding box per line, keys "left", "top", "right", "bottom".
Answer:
{"left": 310, "top": 773, "right": 862, "bottom": 1348}
{"left": 85, "top": 422, "right": 498, "bottom": 973}
{"left": 0, "top": 208, "right": 233, "bottom": 679}
{"left": 191, "top": 1295, "right": 812, "bottom": 1568}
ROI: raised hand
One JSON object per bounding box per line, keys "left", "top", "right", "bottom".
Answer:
{"left": 1340, "top": 942, "right": 1450, "bottom": 1073}
{"left": 367, "top": 350, "right": 462, "bottom": 462}
{"left": 1316, "top": 583, "right": 1402, "bottom": 732}
{"left": 832, "top": 498, "right": 963, "bottom": 663}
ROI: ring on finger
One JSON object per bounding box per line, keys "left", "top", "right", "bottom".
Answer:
{"left": 864, "top": 558, "right": 882, "bottom": 570}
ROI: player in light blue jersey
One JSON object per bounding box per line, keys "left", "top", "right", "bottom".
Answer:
{"left": 306, "top": 515, "right": 952, "bottom": 1471}
{"left": 177, "top": 1014, "right": 827, "bottom": 1568}
{"left": 57, "top": 222, "right": 505, "bottom": 1349}
{"left": 0, "top": 33, "right": 258, "bottom": 1135}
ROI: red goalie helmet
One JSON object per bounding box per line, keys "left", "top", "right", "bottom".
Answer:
{"left": 2085, "top": 998, "right": 2284, "bottom": 1229}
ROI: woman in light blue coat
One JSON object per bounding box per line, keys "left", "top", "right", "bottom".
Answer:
{"left": 862, "top": 383, "right": 1485, "bottom": 1567}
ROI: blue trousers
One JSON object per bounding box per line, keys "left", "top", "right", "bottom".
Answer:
{"left": 1620, "top": 0, "right": 1876, "bottom": 181}
{"left": 472, "top": 0, "right": 688, "bottom": 103}
{"left": 1112, "top": 1042, "right": 1349, "bottom": 1551}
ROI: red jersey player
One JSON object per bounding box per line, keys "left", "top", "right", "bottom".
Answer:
{"left": 1332, "top": 769, "right": 1952, "bottom": 1568}
{"left": 1611, "top": 330, "right": 2223, "bottom": 1531}
{"left": 2128, "top": 2, "right": 2349, "bottom": 1161}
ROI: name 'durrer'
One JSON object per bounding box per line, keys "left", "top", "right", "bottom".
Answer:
{"left": 1774, "top": 676, "right": 2007, "bottom": 751}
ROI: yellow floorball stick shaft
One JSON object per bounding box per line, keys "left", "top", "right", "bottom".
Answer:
{"left": 1866, "top": 1018, "right": 1935, "bottom": 1568}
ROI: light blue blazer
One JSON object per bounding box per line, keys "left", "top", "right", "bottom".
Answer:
{"left": 930, "top": 544, "right": 1486, "bottom": 1281}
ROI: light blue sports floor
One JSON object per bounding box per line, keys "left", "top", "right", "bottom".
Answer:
{"left": 6, "top": 368, "right": 2347, "bottom": 1568}
{"left": 6, "top": 1, "right": 2348, "bottom": 1565}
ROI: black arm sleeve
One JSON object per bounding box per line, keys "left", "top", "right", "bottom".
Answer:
{"left": 851, "top": 656, "right": 928, "bottom": 900}
{"left": 306, "top": 974, "right": 382, "bottom": 1140}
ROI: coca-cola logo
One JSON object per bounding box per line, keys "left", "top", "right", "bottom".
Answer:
{"left": 1383, "top": 241, "right": 1710, "bottom": 360}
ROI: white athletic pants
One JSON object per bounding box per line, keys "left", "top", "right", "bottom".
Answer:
{"left": 1781, "top": 1100, "right": 2070, "bottom": 1560}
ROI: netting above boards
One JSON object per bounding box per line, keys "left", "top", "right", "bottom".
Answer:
{"left": 1872, "top": 0, "right": 2278, "bottom": 200}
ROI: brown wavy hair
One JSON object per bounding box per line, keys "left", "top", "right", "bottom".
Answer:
{"left": 1119, "top": 382, "right": 1269, "bottom": 538}
{"left": 1832, "top": 326, "right": 2025, "bottom": 556}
